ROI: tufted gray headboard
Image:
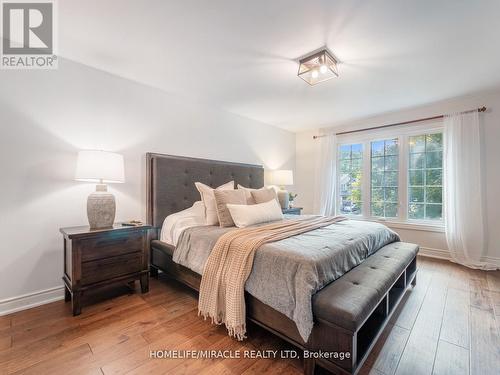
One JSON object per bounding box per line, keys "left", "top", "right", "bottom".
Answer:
{"left": 146, "top": 153, "right": 264, "bottom": 228}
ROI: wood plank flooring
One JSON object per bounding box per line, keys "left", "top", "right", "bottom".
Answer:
{"left": 0, "top": 256, "right": 499, "bottom": 375}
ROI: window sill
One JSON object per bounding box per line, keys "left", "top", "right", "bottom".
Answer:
{"left": 379, "top": 220, "right": 445, "bottom": 233}
{"left": 342, "top": 215, "right": 445, "bottom": 233}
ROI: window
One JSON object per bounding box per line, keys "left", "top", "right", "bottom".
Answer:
{"left": 337, "top": 126, "right": 444, "bottom": 225}
{"left": 408, "top": 133, "right": 443, "bottom": 220}
{"left": 371, "top": 139, "right": 399, "bottom": 218}
{"left": 339, "top": 144, "right": 363, "bottom": 215}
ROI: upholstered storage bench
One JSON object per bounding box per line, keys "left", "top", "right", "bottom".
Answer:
{"left": 309, "top": 242, "right": 418, "bottom": 374}
{"left": 150, "top": 239, "right": 418, "bottom": 375}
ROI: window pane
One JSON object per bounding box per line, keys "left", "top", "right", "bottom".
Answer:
{"left": 371, "top": 141, "right": 384, "bottom": 157}
{"left": 371, "top": 156, "right": 384, "bottom": 172}
{"left": 385, "top": 203, "right": 398, "bottom": 217}
{"left": 409, "top": 153, "right": 425, "bottom": 169}
{"left": 352, "top": 158, "right": 362, "bottom": 171}
{"left": 371, "top": 139, "right": 399, "bottom": 218}
{"left": 371, "top": 172, "right": 384, "bottom": 187}
{"left": 409, "top": 135, "right": 425, "bottom": 153}
{"left": 426, "top": 187, "right": 442, "bottom": 204}
{"left": 385, "top": 188, "right": 398, "bottom": 202}
{"left": 385, "top": 140, "right": 398, "bottom": 155}
{"left": 371, "top": 202, "right": 384, "bottom": 216}
{"left": 385, "top": 171, "right": 398, "bottom": 186}
{"left": 385, "top": 156, "right": 398, "bottom": 171}
{"left": 426, "top": 169, "right": 442, "bottom": 186}
{"left": 409, "top": 203, "right": 425, "bottom": 219}
{"left": 340, "top": 145, "right": 351, "bottom": 159}
{"left": 409, "top": 187, "right": 424, "bottom": 203}
{"left": 426, "top": 133, "right": 443, "bottom": 152}
{"left": 409, "top": 170, "right": 424, "bottom": 186}
{"left": 372, "top": 188, "right": 384, "bottom": 202}
{"left": 426, "top": 204, "right": 442, "bottom": 220}
{"left": 408, "top": 132, "right": 444, "bottom": 221}
{"left": 339, "top": 144, "right": 363, "bottom": 215}
{"left": 340, "top": 160, "right": 350, "bottom": 173}
{"left": 352, "top": 144, "right": 363, "bottom": 158}
{"left": 426, "top": 151, "right": 443, "bottom": 168}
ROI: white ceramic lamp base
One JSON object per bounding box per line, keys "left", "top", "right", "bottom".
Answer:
{"left": 87, "top": 184, "right": 116, "bottom": 229}
{"left": 277, "top": 189, "right": 289, "bottom": 209}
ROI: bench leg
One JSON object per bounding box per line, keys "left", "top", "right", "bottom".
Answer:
{"left": 150, "top": 265, "right": 159, "bottom": 278}
{"left": 304, "top": 358, "right": 315, "bottom": 375}
{"left": 411, "top": 274, "right": 417, "bottom": 286}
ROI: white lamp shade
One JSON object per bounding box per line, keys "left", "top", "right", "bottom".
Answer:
{"left": 272, "top": 170, "right": 293, "bottom": 186}
{"left": 75, "top": 150, "right": 125, "bottom": 183}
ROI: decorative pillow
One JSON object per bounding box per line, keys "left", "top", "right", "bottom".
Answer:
{"left": 213, "top": 189, "right": 247, "bottom": 227}
{"left": 195, "top": 181, "right": 234, "bottom": 225}
{"left": 251, "top": 187, "right": 278, "bottom": 204}
{"left": 226, "top": 199, "right": 284, "bottom": 228}
{"left": 237, "top": 184, "right": 279, "bottom": 204}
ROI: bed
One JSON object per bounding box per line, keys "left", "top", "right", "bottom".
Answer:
{"left": 146, "top": 152, "right": 419, "bottom": 375}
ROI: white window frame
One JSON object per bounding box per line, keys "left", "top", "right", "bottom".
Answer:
{"left": 336, "top": 121, "right": 445, "bottom": 231}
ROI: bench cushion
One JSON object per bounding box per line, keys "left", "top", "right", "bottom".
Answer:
{"left": 312, "top": 242, "right": 418, "bottom": 332}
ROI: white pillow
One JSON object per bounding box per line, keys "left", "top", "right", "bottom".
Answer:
{"left": 160, "top": 201, "right": 206, "bottom": 245}
{"left": 226, "top": 198, "right": 284, "bottom": 228}
{"left": 195, "top": 181, "right": 234, "bottom": 225}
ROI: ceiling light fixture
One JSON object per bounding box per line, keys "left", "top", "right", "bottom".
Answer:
{"left": 298, "top": 48, "right": 339, "bottom": 86}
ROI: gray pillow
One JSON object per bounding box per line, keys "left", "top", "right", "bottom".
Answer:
{"left": 251, "top": 187, "right": 278, "bottom": 204}
{"left": 213, "top": 189, "right": 247, "bottom": 227}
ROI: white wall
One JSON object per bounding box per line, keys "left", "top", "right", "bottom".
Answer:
{"left": 0, "top": 59, "right": 295, "bottom": 311}
{"left": 295, "top": 89, "right": 500, "bottom": 262}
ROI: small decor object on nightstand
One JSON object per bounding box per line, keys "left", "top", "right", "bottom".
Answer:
{"left": 122, "top": 220, "right": 144, "bottom": 227}
{"left": 272, "top": 169, "right": 294, "bottom": 209}
{"left": 75, "top": 150, "right": 125, "bottom": 229}
{"left": 288, "top": 192, "right": 298, "bottom": 208}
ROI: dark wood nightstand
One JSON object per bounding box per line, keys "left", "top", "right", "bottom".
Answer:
{"left": 60, "top": 224, "right": 152, "bottom": 316}
{"left": 282, "top": 207, "right": 303, "bottom": 215}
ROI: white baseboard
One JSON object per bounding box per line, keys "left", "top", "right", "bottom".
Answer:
{"left": 0, "top": 286, "right": 65, "bottom": 316}
{"left": 419, "top": 247, "right": 452, "bottom": 260}
{"left": 419, "top": 247, "right": 500, "bottom": 268}
{"left": 483, "top": 255, "right": 500, "bottom": 268}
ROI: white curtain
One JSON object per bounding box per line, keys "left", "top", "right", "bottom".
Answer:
{"left": 314, "top": 132, "right": 337, "bottom": 216}
{"left": 444, "top": 111, "right": 497, "bottom": 270}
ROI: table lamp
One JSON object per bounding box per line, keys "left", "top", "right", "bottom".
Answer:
{"left": 75, "top": 150, "right": 125, "bottom": 229}
{"left": 272, "top": 170, "right": 293, "bottom": 209}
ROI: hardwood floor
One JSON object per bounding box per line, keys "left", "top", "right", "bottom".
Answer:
{"left": 0, "top": 256, "right": 499, "bottom": 375}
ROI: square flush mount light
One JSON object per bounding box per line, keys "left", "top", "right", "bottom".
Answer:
{"left": 298, "top": 49, "right": 339, "bottom": 86}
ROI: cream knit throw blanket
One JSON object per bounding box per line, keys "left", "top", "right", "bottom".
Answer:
{"left": 198, "top": 216, "right": 347, "bottom": 340}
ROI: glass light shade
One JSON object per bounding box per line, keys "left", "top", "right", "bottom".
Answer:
{"left": 272, "top": 170, "right": 293, "bottom": 186}
{"left": 75, "top": 150, "right": 125, "bottom": 183}
{"left": 298, "top": 49, "right": 339, "bottom": 86}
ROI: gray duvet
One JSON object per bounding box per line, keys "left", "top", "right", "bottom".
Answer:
{"left": 173, "top": 216, "right": 400, "bottom": 342}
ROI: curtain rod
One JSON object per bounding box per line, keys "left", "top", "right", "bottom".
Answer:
{"left": 312, "top": 106, "right": 487, "bottom": 139}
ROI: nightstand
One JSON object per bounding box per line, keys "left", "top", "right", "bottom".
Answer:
{"left": 282, "top": 207, "right": 303, "bottom": 215}
{"left": 60, "top": 224, "right": 152, "bottom": 316}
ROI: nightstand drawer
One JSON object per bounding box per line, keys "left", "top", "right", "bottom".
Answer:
{"left": 81, "top": 231, "right": 144, "bottom": 262}
{"left": 82, "top": 252, "right": 143, "bottom": 285}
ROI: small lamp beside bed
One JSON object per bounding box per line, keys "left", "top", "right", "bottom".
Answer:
{"left": 271, "top": 169, "right": 294, "bottom": 209}
{"left": 75, "top": 150, "right": 125, "bottom": 229}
